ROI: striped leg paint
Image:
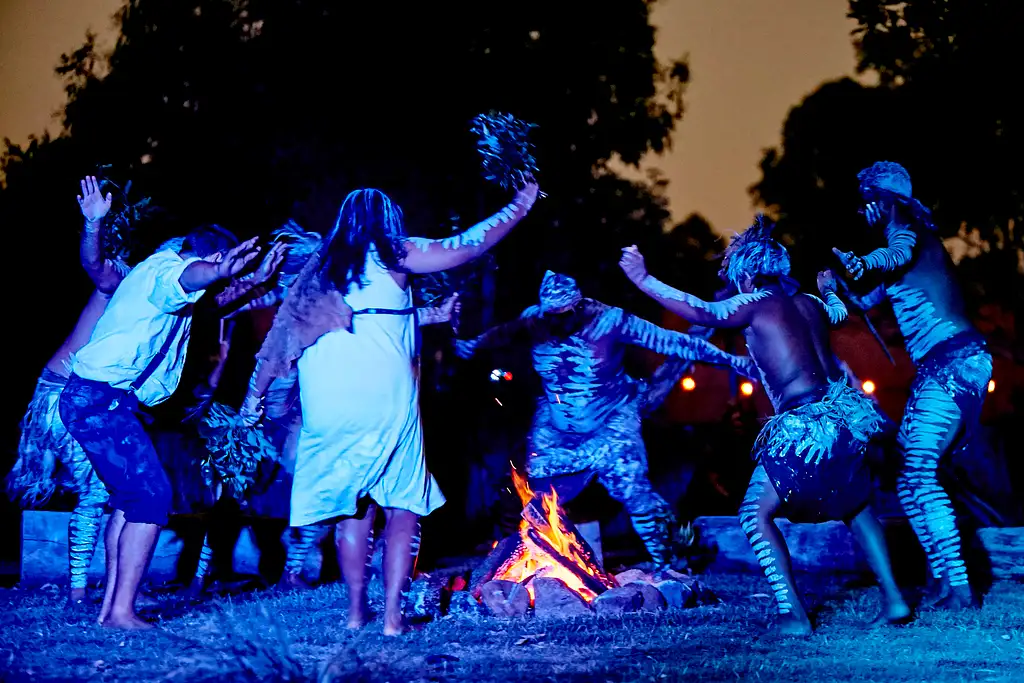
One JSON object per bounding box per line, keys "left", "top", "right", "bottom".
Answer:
{"left": 739, "top": 466, "right": 796, "bottom": 615}
{"left": 898, "top": 380, "right": 968, "bottom": 588}
{"left": 284, "top": 524, "right": 328, "bottom": 577}
{"left": 67, "top": 447, "right": 109, "bottom": 591}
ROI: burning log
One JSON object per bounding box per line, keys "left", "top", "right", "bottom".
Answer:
{"left": 525, "top": 526, "right": 612, "bottom": 597}
{"left": 521, "top": 498, "right": 612, "bottom": 577}
{"left": 469, "top": 535, "right": 523, "bottom": 598}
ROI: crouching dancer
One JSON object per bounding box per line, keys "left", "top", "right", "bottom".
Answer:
{"left": 620, "top": 215, "right": 911, "bottom": 635}
{"left": 456, "top": 270, "right": 758, "bottom": 569}
{"left": 58, "top": 226, "right": 262, "bottom": 629}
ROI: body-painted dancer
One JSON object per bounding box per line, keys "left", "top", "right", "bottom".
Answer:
{"left": 621, "top": 215, "right": 911, "bottom": 635}
{"left": 833, "top": 162, "right": 992, "bottom": 608}
{"left": 244, "top": 183, "right": 539, "bottom": 635}
{"left": 456, "top": 270, "right": 758, "bottom": 568}
{"left": 58, "top": 228, "right": 265, "bottom": 629}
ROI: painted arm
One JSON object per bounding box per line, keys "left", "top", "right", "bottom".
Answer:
{"left": 638, "top": 326, "right": 714, "bottom": 417}
{"left": 619, "top": 247, "right": 767, "bottom": 329}
{"left": 213, "top": 241, "right": 287, "bottom": 312}
{"left": 813, "top": 270, "right": 849, "bottom": 325}
{"left": 454, "top": 306, "right": 538, "bottom": 359}
{"left": 838, "top": 278, "right": 888, "bottom": 312}
{"left": 400, "top": 183, "right": 539, "bottom": 274}
{"left": 77, "top": 175, "right": 124, "bottom": 294}
{"left": 833, "top": 204, "right": 917, "bottom": 280}
{"left": 619, "top": 314, "right": 758, "bottom": 378}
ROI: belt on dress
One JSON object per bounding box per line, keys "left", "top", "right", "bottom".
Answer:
{"left": 351, "top": 307, "right": 416, "bottom": 316}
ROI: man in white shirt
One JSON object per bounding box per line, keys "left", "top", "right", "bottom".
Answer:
{"left": 59, "top": 225, "right": 262, "bottom": 630}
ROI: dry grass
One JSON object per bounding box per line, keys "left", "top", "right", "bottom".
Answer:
{"left": 1, "top": 573, "right": 1022, "bottom": 682}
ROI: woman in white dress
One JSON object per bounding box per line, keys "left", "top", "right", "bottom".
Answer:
{"left": 245, "top": 182, "right": 538, "bottom": 634}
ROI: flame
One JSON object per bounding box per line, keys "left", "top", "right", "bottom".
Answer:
{"left": 497, "top": 468, "right": 608, "bottom": 602}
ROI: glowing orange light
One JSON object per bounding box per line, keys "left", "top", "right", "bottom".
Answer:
{"left": 740, "top": 381, "right": 754, "bottom": 397}
{"left": 862, "top": 380, "right": 876, "bottom": 395}
{"left": 987, "top": 379, "right": 995, "bottom": 393}
{"left": 681, "top": 377, "right": 696, "bottom": 391}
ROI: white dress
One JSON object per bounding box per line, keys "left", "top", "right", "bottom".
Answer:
{"left": 290, "top": 250, "right": 445, "bottom": 526}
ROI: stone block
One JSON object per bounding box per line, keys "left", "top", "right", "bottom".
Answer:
{"left": 652, "top": 579, "right": 695, "bottom": 609}
{"left": 592, "top": 585, "right": 643, "bottom": 616}
{"left": 532, "top": 577, "right": 591, "bottom": 618}
{"left": 480, "top": 579, "right": 531, "bottom": 617}
{"left": 636, "top": 582, "right": 668, "bottom": 612}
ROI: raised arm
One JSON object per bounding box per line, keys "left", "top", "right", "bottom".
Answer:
{"left": 213, "top": 241, "right": 287, "bottom": 312}
{"left": 619, "top": 246, "right": 767, "bottom": 329}
{"left": 77, "top": 176, "right": 125, "bottom": 294}
{"left": 833, "top": 203, "right": 917, "bottom": 281}
{"left": 178, "top": 237, "right": 262, "bottom": 292}
{"left": 837, "top": 277, "right": 887, "bottom": 313}
{"left": 401, "top": 183, "right": 539, "bottom": 274}
{"left": 618, "top": 313, "right": 758, "bottom": 378}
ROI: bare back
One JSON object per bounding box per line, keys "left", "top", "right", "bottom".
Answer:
{"left": 743, "top": 291, "right": 832, "bottom": 411}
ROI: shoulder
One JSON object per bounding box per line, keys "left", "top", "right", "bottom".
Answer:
{"left": 520, "top": 305, "right": 542, "bottom": 320}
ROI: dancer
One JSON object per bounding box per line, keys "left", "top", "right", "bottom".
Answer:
{"left": 246, "top": 183, "right": 539, "bottom": 635}
{"left": 455, "top": 270, "right": 758, "bottom": 568}
{"left": 58, "top": 227, "right": 264, "bottom": 629}
{"left": 833, "top": 161, "right": 992, "bottom": 608}
{"left": 620, "top": 215, "right": 911, "bottom": 635}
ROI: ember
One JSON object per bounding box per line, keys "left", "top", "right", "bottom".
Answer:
{"left": 482, "top": 469, "right": 616, "bottom": 602}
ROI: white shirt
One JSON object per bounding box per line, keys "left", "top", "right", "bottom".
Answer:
{"left": 71, "top": 249, "right": 205, "bottom": 406}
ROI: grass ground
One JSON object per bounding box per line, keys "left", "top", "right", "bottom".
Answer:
{"left": 1, "top": 573, "right": 1021, "bottom": 682}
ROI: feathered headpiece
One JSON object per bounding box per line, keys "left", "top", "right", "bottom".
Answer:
{"left": 538, "top": 270, "right": 582, "bottom": 314}
{"left": 95, "top": 167, "right": 159, "bottom": 264}
{"left": 719, "top": 214, "right": 793, "bottom": 291}
{"left": 271, "top": 220, "right": 323, "bottom": 290}
{"left": 857, "top": 161, "right": 935, "bottom": 230}
{"left": 470, "top": 111, "right": 539, "bottom": 190}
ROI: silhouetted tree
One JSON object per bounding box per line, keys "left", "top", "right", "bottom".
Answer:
{"left": 753, "top": 0, "right": 1023, "bottom": 312}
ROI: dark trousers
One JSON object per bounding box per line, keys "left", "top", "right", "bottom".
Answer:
{"left": 59, "top": 374, "right": 172, "bottom": 526}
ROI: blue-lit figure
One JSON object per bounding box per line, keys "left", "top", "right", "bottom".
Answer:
{"left": 621, "top": 215, "right": 911, "bottom": 635}
{"left": 456, "top": 271, "right": 758, "bottom": 569}
{"left": 834, "top": 162, "right": 992, "bottom": 609}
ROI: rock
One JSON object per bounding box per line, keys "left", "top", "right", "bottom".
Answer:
{"left": 446, "top": 591, "right": 485, "bottom": 618}
{"left": 407, "top": 573, "right": 445, "bottom": 618}
{"left": 636, "top": 582, "right": 668, "bottom": 612}
{"left": 613, "top": 568, "right": 651, "bottom": 586}
{"left": 532, "top": 578, "right": 592, "bottom": 618}
{"left": 480, "top": 580, "right": 531, "bottom": 618}
{"left": 653, "top": 579, "right": 696, "bottom": 609}
{"left": 592, "top": 585, "right": 644, "bottom": 616}
{"left": 652, "top": 568, "right": 691, "bottom": 584}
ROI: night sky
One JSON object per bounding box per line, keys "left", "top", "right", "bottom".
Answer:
{"left": 0, "top": 0, "right": 862, "bottom": 234}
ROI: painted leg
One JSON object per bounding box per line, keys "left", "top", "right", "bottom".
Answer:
{"left": 382, "top": 508, "right": 420, "bottom": 636}
{"left": 336, "top": 502, "right": 377, "bottom": 629}
{"left": 846, "top": 508, "right": 912, "bottom": 626}
{"left": 66, "top": 443, "right": 109, "bottom": 606}
{"left": 103, "top": 520, "right": 160, "bottom": 630}
{"left": 68, "top": 504, "right": 104, "bottom": 606}
{"left": 283, "top": 525, "right": 325, "bottom": 589}
{"left": 898, "top": 381, "right": 976, "bottom": 609}
{"left": 739, "top": 466, "right": 811, "bottom": 635}
{"left": 97, "top": 510, "right": 126, "bottom": 625}
{"left": 187, "top": 532, "right": 214, "bottom": 598}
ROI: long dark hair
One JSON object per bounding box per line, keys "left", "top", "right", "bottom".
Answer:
{"left": 319, "top": 189, "right": 408, "bottom": 291}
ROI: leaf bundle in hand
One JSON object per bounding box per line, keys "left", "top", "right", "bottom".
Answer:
{"left": 197, "top": 402, "right": 277, "bottom": 500}
{"left": 470, "top": 112, "right": 538, "bottom": 190}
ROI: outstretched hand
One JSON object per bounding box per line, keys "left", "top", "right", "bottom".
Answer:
{"left": 252, "top": 241, "right": 288, "bottom": 284}
{"left": 239, "top": 393, "right": 264, "bottom": 428}
{"left": 77, "top": 176, "right": 113, "bottom": 224}
{"left": 619, "top": 245, "right": 648, "bottom": 285}
{"left": 832, "top": 247, "right": 865, "bottom": 281}
{"left": 205, "top": 237, "right": 262, "bottom": 280}
{"left": 816, "top": 269, "right": 838, "bottom": 293}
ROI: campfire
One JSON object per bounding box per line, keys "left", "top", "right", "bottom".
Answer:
{"left": 481, "top": 468, "right": 617, "bottom": 602}
{"left": 403, "top": 468, "right": 720, "bottom": 620}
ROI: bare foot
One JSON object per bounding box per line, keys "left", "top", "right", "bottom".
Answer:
{"left": 382, "top": 611, "right": 405, "bottom": 637}
{"left": 774, "top": 610, "right": 813, "bottom": 637}
{"left": 67, "top": 588, "right": 90, "bottom": 609}
{"left": 283, "top": 573, "right": 315, "bottom": 591}
{"left": 869, "top": 602, "right": 913, "bottom": 627}
{"left": 101, "top": 612, "right": 154, "bottom": 630}
{"left": 347, "top": 600, "right": 369, "bottom": 630}
{"left": 932, "top": 584, "right": 979, "bottom": 611}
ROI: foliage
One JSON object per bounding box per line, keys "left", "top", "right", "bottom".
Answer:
{"left": 752, "top": 1, "right": 1023, "bottom": 310}
{"left": 470, "top": 112, "right": 538, "bottom": 191}
{"left": 93, "top": 164, "right": 160, "bottom": 263}
{"left": 196, "top": 402, "right": 276, "bottom": 501}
